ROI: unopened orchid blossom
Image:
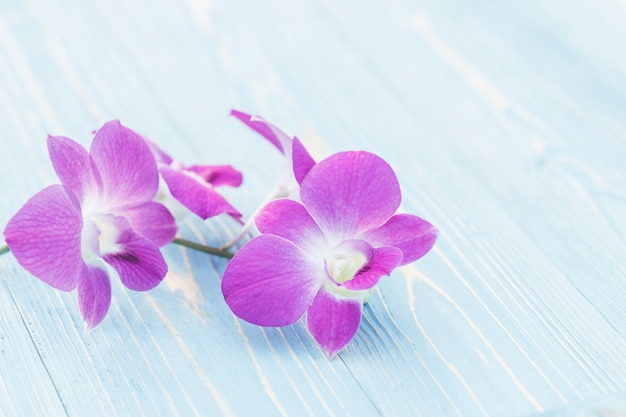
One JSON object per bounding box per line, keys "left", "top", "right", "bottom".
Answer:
{"left": 146, "top": 139, "right": 243, "bottom": 221}
{"left": 230, "top": 109, "right": 315, "bottom": 199}
{"left": 222, "top": 110, "right": 315, "bottom": 248}
{"left": 222, "top": 150, "right": 438, "bottom": 357}
{"left": 3, "top": 121, "right": 178, "bottom": 329}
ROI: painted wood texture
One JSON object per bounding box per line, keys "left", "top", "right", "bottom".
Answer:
{"left": 0, "top": 0, "right": 624, "bottom": 416}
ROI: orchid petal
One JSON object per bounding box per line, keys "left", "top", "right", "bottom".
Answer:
{"left": 300, "top": 151, "right": 401, "bottom": 241}
{"left": 103, "top": 228, "right": 168, "bottom": 291}
{"left": 114, "top": 201, "right": 178, "bottom": 247}
{"left": 187, "top": 164, "right": 243, "bottom": 187}
{"left": 306, "top": 287, "right": 363, "bottom": 358}
{"left": 47, "top": 135, "right": 100, "bottom": 202}
{"left": 230, "top": 110, "right": 291, "bottom": 154}
{"left": 3, "top": 185, "right": 83, "bottom": 291}
{"left": 90, "top": 120, "right": 159, "bottom": 207}
{"left": 254, "top": 199, "right": 326, "bottom": 253}
{"left": 77, "top": 264, "right": 111, "bottom": 331}
{"left": 292, "top": 137, "right": 316, "bottom": 185}
{"left": 342, "top": 245, "right": 402, "bottom": 290}
{"left": 364, "top": 213, "right": 438, "bottom": 265}
{"left": 222, "top": 235, "right": 325, "bottom": 326}
{"left": 160, "top": 165, "right": 241, "bottom": 220}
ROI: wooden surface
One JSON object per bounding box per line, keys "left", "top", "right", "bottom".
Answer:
{"left": 1, "top": 0, "right": 625, "bottom": 416}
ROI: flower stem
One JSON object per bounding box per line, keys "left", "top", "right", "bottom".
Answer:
{"left": 220, "top": 186, "right": 287, "bottom": 249}
{"left": 172, "top": 237, "right": 234, "bottom": 259}
{"left": 0, "top": 245, "right": 9, "bottom": 255}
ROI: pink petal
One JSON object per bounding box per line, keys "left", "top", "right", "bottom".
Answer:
{"left": 103, "top": 228, "right": 168, "bottom": 291}
{"left": 160, "top": 165, "right": 241, "bottom": 219}
{"left": 230, "top": 109, "right": 291, "bottom": 154}
{"left": 3, "top": 185, "right": 83, "bottom": 291}
{"left": 221, "top": 235, "right": 325, "bottom": 326}
{"left": 186, "top": 164, "right": 243, "bottom": 187}
{"left": 364, "top": 213, "right": 438, "bottom": 265}
{"left": 292, "top": 137, "right": 316, "bottom": 185}
{"left": 254, "top": 199, "right": 326, "bottom": 253}
{"left": 47, "top": 135, "right": 100, "bottom": 202}
{"left": 77, "top": 264, "right": 112, "bottom": 331}
{"left": 90, "top": 120, "right": 159, "bottom": 207}
{"left": 342, "top": 245, "right": 402, "bottom": 290}
{"left": 300, "top": 151, "right": 401, "bottom": 241}
{"left": 306, "top": 287, "right": 363, "bottom": 358}
{"left": 114, "top": 201, "right": 178, "bottom": 247}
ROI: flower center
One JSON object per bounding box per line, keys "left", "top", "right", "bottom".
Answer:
{"left": 81, "top": 213, "right": 122, "bottom": 260}
{"left": 328, "top": 251, "right": 367, "bottom": 284}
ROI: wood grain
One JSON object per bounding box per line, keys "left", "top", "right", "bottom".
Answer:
{"left": 0, "top": 0, "right": 624, "bottom": 416}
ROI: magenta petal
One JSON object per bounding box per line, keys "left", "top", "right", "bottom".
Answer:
{"left": 103, "top": 229, "right": 168, "bottom": 291}
{"left": 254, "top": 199, "right": 326, "bottom": 252}
{"left": 160, "top": 165, "right": 241, "bottom": 219}
{"left": 115, "top": 201, "right": 177, "bottom": 247}
{"left": 343, "top": 245, "right": 402, "bottom": 290}
{"left": 3, "top": 185, "right": 83, "bottom": 291}
{"left": 47, "top": 135, "right": 100, "bottom": 201}
{"left": 364, "top": 214, "right": 438, "bottom": 265}
{"left": 77, "top": 264, "right": 111, "bottom": 331}
{"left": 306, "top": 288, "right": 363, "bottom": 358}
{"left": 230, "top": 109, "right": 291, "bottom": 154}
{"left": 300, "top": 151, "right": 401, "bottom": 240}
{"left": 222, "top": 235, "right": 325, "bottom": 326}
{"left": 187, "top": 164, "right": 243, "bottom": 187}
{"left": 292, "top": 137, "right": 316, "bottom": 185}
{"left": 90, "top": 120, "right": 159, "bottom": 206}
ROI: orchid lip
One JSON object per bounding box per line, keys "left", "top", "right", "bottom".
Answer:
{"left": 326, "top": 250, "right": 367, "bottom": 284}
{"left": 322, "top": 249, "right": 370, "bottom": 299}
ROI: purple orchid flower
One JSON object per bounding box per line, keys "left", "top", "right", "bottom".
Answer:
{"left": 221, "top": 150, "right": 438, "bottom": 357}
{"left": 146, "top": 140, "right": 243, "bottom": 221}
{"left": 3, "top": 121, "right": 178, "bottom": 330}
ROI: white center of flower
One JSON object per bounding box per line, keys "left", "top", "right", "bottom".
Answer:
{"left": 328, "top": 252, "right": 367, "bottom": 284}
{"left": 81, "top": 213, "right": 122, "bottom": 260}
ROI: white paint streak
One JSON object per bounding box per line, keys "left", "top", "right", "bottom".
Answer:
{"left": 409, "top": 14, "right": 549, "bottom": 134}
{"left": 45, "top": 33, "right": 106, "bottom": 122}
{"left": 276, "top": 329, "right": 339, "bottom": 417}
{"left": 259, "top": 330, "right": 317, "bottom": 417}
{"left": 478, "top": 240, "right": 602, "bottom": 392}
{"left": 402, "top": 254, "right": 544, "bottom": 412}
{"left": 184, "top": 222, "right": 291, "bottom": 417}
{"left": 403, "top": 266, "right": 491, "bottom": 417}
{"left": 233, "top": 325, "right": 291, "bottom": 417}
{"left": 164, "top": 263, "right": 209, "bottom": 323}
{"left": 147, "top": 297, "right": 235, "bottom": 417}
{"left": 0, "top": 20, "right": 62, "bottom": 133}
{"left": 187, "top": 0, "right": 214, "bottom": 36}
{"left": 441, "top": 238, "right": 569, "bottom": 403}
{"left": 375, "top": 290, "right": 464, "bottom": 416}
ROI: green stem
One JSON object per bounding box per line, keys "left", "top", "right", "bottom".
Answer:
{"left": 172, "top": 237, "right": 234, "bottom": 259}
{"left": 0, "top": 240, "right": 233, "bottom": 259}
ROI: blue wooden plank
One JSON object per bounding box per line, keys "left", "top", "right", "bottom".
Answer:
{"left": 0, "top": 0, "right": 624, "bottom": 416}
{"left": 528, "top": 391, "right": 626, "bottom": 417}
{"left": 0, "top": 263, "right": 67, "bottom": 417}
